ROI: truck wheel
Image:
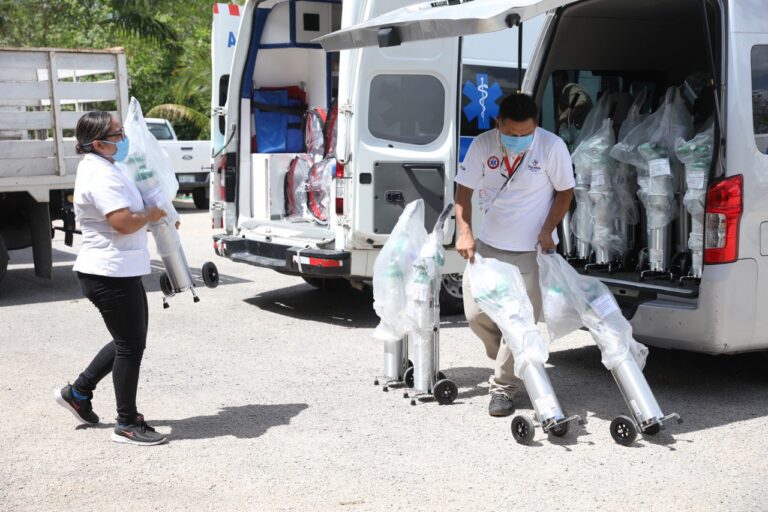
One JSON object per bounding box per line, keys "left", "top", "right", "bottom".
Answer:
{"left": 439, "top": 273, "right": 464, "bottom": 315}
{"left": 192, "top": 188, "right": 208, "bottom": 210}
{"left": 0, "top": 234, "right": 8, "bottom": 285}
{"left": 302, "top": 276, "right": 351, "bottom": 291}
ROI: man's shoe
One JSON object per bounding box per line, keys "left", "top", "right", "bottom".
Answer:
{"left": 54, "top": 384, "right": 99, "bottom": 425}
{"left": 488, "top": 393, "right": 516, "bottom": 417}
{"left": 111, "top": 415, "right": 167, "bottom": 446}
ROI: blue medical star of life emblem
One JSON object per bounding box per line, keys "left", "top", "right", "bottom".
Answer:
{"left": 463, "top": 73, "right": 503, "bottom": 130}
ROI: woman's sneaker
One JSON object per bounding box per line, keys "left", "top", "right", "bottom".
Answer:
{"left": 54, "top": 384, "right": 99, "bottom": 425}
{"left": 111, "top": 415, "right": 167, "bottom": 446}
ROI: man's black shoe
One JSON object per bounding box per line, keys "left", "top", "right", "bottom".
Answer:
{"left": 111, "top": 415, "right": 167, "bottom": 446}
{"left": 488, "top": 393, "right": 516, "bottom": 417}
{"left": 54, "top": 384, "right": 99, "bottom": 425}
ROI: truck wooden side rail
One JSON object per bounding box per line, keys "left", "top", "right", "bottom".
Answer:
{"left": 0, "top": 47, "right": 129, "bottom": 285}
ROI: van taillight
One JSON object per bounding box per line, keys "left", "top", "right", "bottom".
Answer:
{"left": 335, "top": 161, "right": 345, "bottom": 215}
{"left": 704, "top": 175, "right": 743, "bottom": 264}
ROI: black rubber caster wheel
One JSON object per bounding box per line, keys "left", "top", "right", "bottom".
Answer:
{"left": 433, "top": 379, "right": 458, "bottom": 405}
{"left": 643, "top": 422, "right": 662, "bottom": 435}
{"left": 549, "top": 420, "right": 569, "bottom": 438}
{"left": 373, "top": 379, "right": 379, "bottom": 386}
{"left": 511, "top": 415, "right": 535, "bottom": 445}
{"left": 202, "top": 261, "right": 219, "bottom": 288}
{"left": 159, "top": 272, "right": 173, "bottom": 297}
{"left": 611, "top": 415, "right": 638, "bottom": 446}
{"left": 382, "top": 387, "right": 389, "bottom": 393}
{"left": 403, "top": 367, "right": 414, "bottom": 388}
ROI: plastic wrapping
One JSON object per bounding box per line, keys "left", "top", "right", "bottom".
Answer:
{"left": 610, "top": 87, "right": 693, "bottom": 230}
{"left": 675, "top": 121, "right": 714, "bottom": 277}
{"left": 372, "top": 200, "right": 428, "bottom": 342}
{"left": 304, "top": 109, "right": 326, "bottom": 163}
{"left": 284, "top": 155, "right": 313, "bottom": 220}
{"left": 612, "top": 89, "right": 648, "bottom": 234}
{"left": 570, "top": 93, "right": 615, "bottom": 258}
{"left": 119, "top": 98, "right": 192, "bottom": 294}
{"left": 307, "top": 158, "right": 335, "bottom": 225}
{"left": 583, "top": 119, "right": 624, "bottom": 261}
{"left": 119, "top": 97, "right": 179, "bottom": 224}
{"left": 537, "top": 250, "right": 648, "bottom": 370}
{"left": 467, "top": 255, "right": 549, "bottom": 378}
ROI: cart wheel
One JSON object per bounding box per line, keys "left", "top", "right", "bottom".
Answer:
{"left": 549, "top": 420, "right": 569, "bottom": 438}
{"left": 159, "top": 272, "right": 173, "bottom": 297}
{"left": 403, "top": 367, "right": 414, "bottom": 388}
{"left": 202, "top": 262, "right": 219, "bottom": 288}
{"left": 643, "top": 422, "right": 662, "bottom": 436}
{"left": 433, "top": 379, "right": 458, "bottom": 405}
{"left": 610, "top": 415, "right": 638, "bottom": 446}
{"left": 511, "top": 415, "right": 535, "bottom": 445}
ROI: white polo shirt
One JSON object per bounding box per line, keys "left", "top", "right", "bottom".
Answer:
{"left": 455, "top": 127, "right": 575, "bottom": 252}
{"left": 72, "top": 153, "right": 151, "bottom": 277}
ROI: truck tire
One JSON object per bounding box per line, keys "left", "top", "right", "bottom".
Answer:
{"left": 192, "top": 188, "right": 209, "bottom": 210}
{"left": 302, "top": 276, "right": 351, "bottom": 291}
{"left": 439, "top": 273, "right": 464, "bottom": 315}
{"left": 0, "top": 234, "right": 8, "bottom": 286}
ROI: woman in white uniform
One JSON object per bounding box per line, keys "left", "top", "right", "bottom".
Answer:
{"left": 54, "top": 112, "right": 168, "bottom": 446}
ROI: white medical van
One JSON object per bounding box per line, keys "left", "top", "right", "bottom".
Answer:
{"left": 313, "top": 0, "right": 768, "bottom": 355}
{"left": 210, "top": 0, "right": 534, "bottom": 309}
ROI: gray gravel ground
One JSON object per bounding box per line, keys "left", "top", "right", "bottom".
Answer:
{"left": 1, "top": 198, "right": 767, "bottom": 511}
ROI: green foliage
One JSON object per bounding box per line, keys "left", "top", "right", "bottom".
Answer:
{"left": 0, "top": 0, "right": 235, "bottom": 140}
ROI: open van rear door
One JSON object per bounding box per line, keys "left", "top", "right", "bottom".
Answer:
{"left": 319, "top": 0, "right": 576, "bottom": 255}
{"left": 316, "top": 0, "right": 576, "bottom": 51}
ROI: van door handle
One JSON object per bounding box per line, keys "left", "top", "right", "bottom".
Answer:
{"left": 385, "top": 190, "right": 405, "bottom": 203}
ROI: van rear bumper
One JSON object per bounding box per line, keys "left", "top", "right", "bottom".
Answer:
{"left": 212, "top": 234, "right": 351, "bottom": 277}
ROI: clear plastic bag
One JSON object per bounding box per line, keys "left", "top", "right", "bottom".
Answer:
{"left": 675, "top": 120, "right": 714, "bottom": 275}
{"left": 304, "top": 109, "right": 326, "bottom": 163}
{"left": 372, "top": 200, "right": 428, "bottom": 342}
{"left": 537, "top": 250, "right": 648, "bottom": 370}
{"left": 118, "top": 97, "right": 179, "bottom": 224}
{"left": 307, "top": 158, "right": 335, "bottom": 225}
{"left": 467, "top": 254, "right": 549, "bottom": 378}
{"left": 284, "top": 155, "right": 313, "bottom": 221}
{"left": 573, "top": 91, "right": 614, "bottom": 149}
{"left": 611, "top": 87, "right": 694, "bottom": 230}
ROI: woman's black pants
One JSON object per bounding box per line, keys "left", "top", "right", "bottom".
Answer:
{"left": 73, "top": 272, "right": 148, "bottom": 425}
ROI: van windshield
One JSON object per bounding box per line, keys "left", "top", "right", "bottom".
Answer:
{"left": 368, "top": 74, "right": 444, "bottom": 145}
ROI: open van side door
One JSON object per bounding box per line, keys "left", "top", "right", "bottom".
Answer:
{"left": 320, "top": 0, "right": 577, "bottom": 260}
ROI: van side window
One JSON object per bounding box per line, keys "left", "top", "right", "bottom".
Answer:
{"left": 368, "top": 74, "right": 444, "bottom": 145}
{"left": 752, "top": 46, "right": 768, "bottom": 154}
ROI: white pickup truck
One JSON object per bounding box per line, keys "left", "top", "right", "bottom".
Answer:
{"left": 145, "top": 118, "right": 211, "bottom": 209}
{"left": 0, "top": 46, "right": 129, "bottom": 286}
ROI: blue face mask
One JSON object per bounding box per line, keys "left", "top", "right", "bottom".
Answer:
{"left": 500, "top": 132, "right": 534, "bottom": 154}
{"left": 100, "top": 135, "right": 130, "bottom": 162}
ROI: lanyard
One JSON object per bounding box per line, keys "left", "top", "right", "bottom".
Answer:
{"left": 483, "top": 150, "right": 527, "bottom": 214}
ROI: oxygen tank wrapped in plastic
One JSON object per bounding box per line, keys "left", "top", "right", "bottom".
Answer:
{"left": 467, "top": 255, "right": 549, "bottom": 378}
{"left": 612, "top": 89, "right": 648, "bottom": 240}
{"left": 537, "top": 250, "right": 648, "bottom": 370}
{"left": 372, "top": 200, "right": 428, "bottom": 342}
{"left": 119, "top": 97, "right": 179, "bottom": 224}
{"left": 284, "top": 155, "right": 313, "bottom": 221}
{"left": 569, "top": 93, "right": 607, "bottom": 258}
{"left": 675, "top": 120, "right": 714, "bottom": 278}
{"left": 611, "top": 87, "right": 693, "bottom": 230}
{"left": 583, "top": 119, "right": 624, "bottom": 261}
{"left": 405, "top": 229, "right": 445, "bottom": 392}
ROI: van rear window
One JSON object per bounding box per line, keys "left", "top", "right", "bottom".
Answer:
{"left": 752, "top": 46, "right": 768, "bottom": 154}
{"left": 368, "top": 74, "right": 444, "bottom": 145}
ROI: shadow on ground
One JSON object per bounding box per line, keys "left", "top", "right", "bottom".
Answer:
{"left": 154, "top": 403, "right": 309, "bottom": 441}
{"left": 245, "top": 283, "right": 468, "bottom": 329}
{"left": 0, "top": 252, "right": 248, "bottom": 306}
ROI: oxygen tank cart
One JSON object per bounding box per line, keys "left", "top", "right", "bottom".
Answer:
{"left": 372, "top": 336, "right": 411, "bottom": 393}
{"left": 154, "top": 218, "right": 220, "bottom": 308}
{"left": 403, "top": 204, "right": 459, "bottom": 406}
{"left": 608, "top": 358, "right": 682, "bottom": 446}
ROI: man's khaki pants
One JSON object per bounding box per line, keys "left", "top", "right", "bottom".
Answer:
{"left": 462, "top": 240, "right": 543, "bottom": 398}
